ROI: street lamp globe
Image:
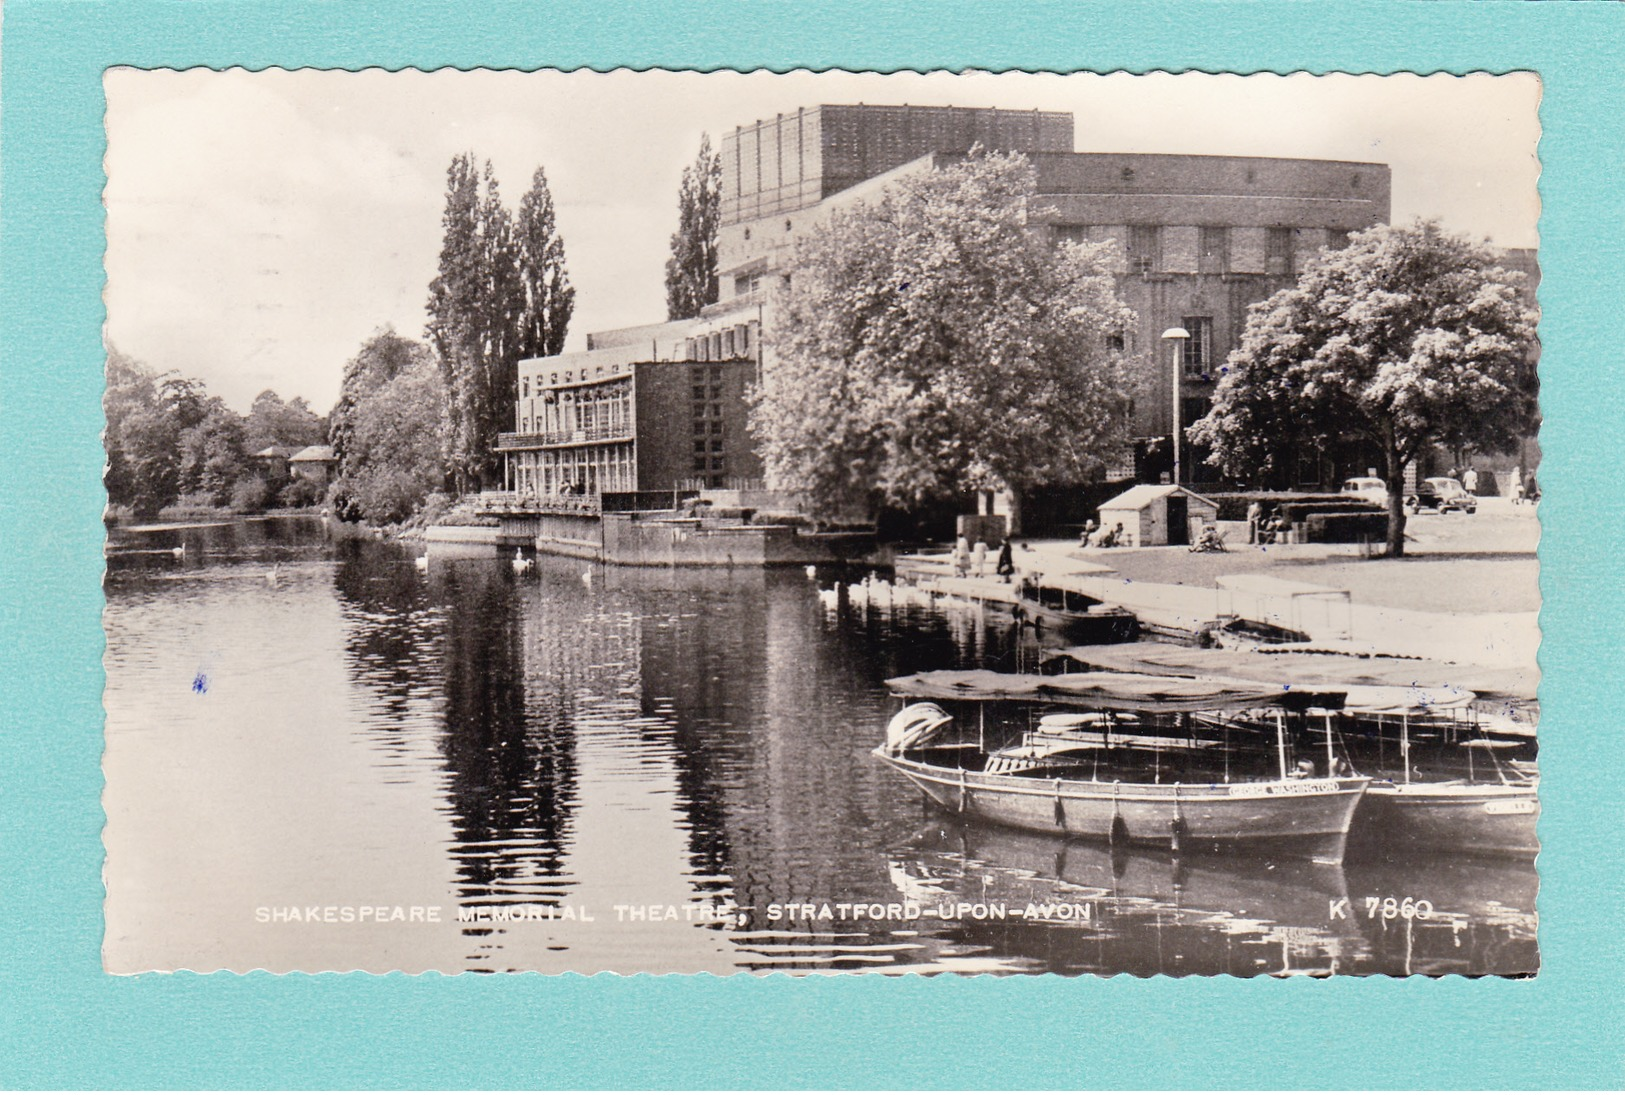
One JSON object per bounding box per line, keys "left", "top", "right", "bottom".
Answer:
{"left": 1161, "top": 327, "right": 1191, "bottom": 487}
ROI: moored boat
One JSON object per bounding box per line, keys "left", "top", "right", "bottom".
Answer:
{"left": 874, "top": 670, "right": 1370, "bottom": 864}
{"left": 1013, "top": 578, "right": 1138, "bottom": 644}
{"left": 1217, "top": 690, "right": 1539, "bottom": 859}
{"left": 1334, "top": 702, "right": 1538, "bottom": 858}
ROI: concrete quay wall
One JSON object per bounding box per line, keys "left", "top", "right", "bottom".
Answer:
{"left": 446, "top": 509, "right": 887, "bottom": 568}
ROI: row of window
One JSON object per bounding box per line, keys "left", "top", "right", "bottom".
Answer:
{"left": 685, "top": 324, "right": 754, "bottom": 363}
{"left": 1056, "top": 225, "right": 1351, "bottom": 277}
{"left": 520, "top": 361, "right": 628, "bottom": 396}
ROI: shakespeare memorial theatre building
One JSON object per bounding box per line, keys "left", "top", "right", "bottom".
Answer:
{"left": 501, "top": 104, "right": 1392, "bottom": 496}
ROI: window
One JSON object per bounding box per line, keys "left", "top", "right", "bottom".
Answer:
{"left": 709, "top": 421, "right": 723, "bottom": 436}
{"left": 1327, "top": 228, "right": 1351, "bottom": 251}
{"left": 1266, "top": 227, "right": 1293, "bottom": 276}
{"left": 1181, "top": 317, "right": 1214, "bottom": 379}
{"left": 693, "top": 457, "right": 708, "bottom": 472}
{"left": 1053, "top": 225, "right": 1089, "bottom": 245}
{"left": 723, "top": 329, "right": 736, "bottom": 357}
{"left": 693, "top": 386, "right": 707, "bottom": 400}
{"left": 709, "top": 365, "right": 722, "bottom": 381}
{"left": 738, "top": 324, "right": 751, "bottom": 353}
{"left": 522, "top": 377, "right": 530, "bottom": 398}
{"left": 710, "top": 439, "right": 724, "bottom": 453}
{"left": 1129, "top": 225, "right": 1161, "bottom": 274}
{"left": 694, "top": 439, "right": 707, "bottom": 454}
{"left": 1199, "top": 227, "right": 1228, "bottom": 274}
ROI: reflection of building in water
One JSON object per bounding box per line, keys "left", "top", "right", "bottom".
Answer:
{"left": 433, "top": 561, "right": 579, "bottom": 926}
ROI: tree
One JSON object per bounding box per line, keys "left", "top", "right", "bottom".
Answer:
{"left": 664, "top": 133, "right": 722, "bottom": 320}
{"left": 427, "top": 154, "right": 574, "bottom": 493}
{"left": 104, "top": 347, "right": 180, "bottom": 518}
{"left": 750, "top": 150, "right": 1136, "bottom": 524}
{"left": 245, "top": 389, "right": 325, "bottom": 452}
{"left": 328, "top": 330, "right": 448, "bottom": 524}
{"left": 515, "top": 166, "right": 575, "bottom": 360}
{"left": 1189, "top": 221, "right": 1538, "bottom": 556}
{"left": 176, "top": 396, "right": 248, "bottom": 505}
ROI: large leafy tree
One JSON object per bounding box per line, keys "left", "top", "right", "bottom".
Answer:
{"left": 176, "top": 396, "right": 248, "bottom": 505}
{"left": 664, "top": 133, "right": 722, "bottom": 321}
{"left": 104, "top": 347, "right": 181, "bottom": 518}
{"left": 428, "top": 154, "right": 573, "bottom": 493}
{"left": 751, "top": 150, "right": 1136, "bottom": 525}
{"left": 329, "top": 330, "right": 447, "bottom": 523}
{"left": 1189, "top": 221, "right": 1538, "bottom": 556}
{"left": 244, "top": 389, "right": 325, "bottom": 452}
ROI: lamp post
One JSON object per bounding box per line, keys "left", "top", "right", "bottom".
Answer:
{"left": 1161, "top": 326, "right": 1190, "bottom": 486}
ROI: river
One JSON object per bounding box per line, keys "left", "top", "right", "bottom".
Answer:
{"left": 101, "top": 516, "right": 1537, "bottom": 976}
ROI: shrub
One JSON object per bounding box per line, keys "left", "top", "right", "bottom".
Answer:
{"left": 1304, "top": 512, "right": 1388, "bottom": 543}
{"left": 279, "top": 476, "right": 325, "bottom": 509}
{"left": 230, "top": 476, "right": 271, "bottom": 513}
{"left": 1206, "top": 492, "right": 1364, "bottom": 521}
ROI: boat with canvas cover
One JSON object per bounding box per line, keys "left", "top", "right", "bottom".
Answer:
{"left": 1310, "top": 691, "right": 1539, "bottom": 859}
{"left": 874, "top": 670, "right": 1370, "bottom": 864}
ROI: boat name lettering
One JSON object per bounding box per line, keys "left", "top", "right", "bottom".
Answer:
{"left": 1230, "top": 779, "right": 1339, "bottom": 796}
{"left": 1483, "top": 799, "right": 1537, "bottom": 815}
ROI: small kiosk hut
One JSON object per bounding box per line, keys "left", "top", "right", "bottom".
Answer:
{"left": 1095, "top": 485, "right": 1218, "bottom": 547}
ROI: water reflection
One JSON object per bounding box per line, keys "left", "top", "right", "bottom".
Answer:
{"left": 101, "top": 517, "right": 1537, "bottom": 975}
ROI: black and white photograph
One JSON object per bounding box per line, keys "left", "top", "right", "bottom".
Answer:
{"left": 101, "top": 68, "right": 1541, "bottom": 977}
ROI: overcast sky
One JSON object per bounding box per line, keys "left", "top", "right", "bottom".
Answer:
{"left": 104, "top": 69, "right": 1540, "bottom": 413}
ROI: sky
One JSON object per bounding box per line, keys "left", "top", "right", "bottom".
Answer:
{"left": 103, "top": 69, "right": 1541, "bottom": 413}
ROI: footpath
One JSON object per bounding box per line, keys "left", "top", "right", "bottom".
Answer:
{"left": 895, "top": 526, "right": 1539, "bottom": 684}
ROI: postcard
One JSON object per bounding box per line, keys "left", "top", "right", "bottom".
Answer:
{"left": 102, "top": 68, "right": 1541, "bottom": 977}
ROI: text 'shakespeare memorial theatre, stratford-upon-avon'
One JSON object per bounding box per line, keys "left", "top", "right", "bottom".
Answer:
{"left": 499, "top": 103, "right": 1424, "bottom": 499}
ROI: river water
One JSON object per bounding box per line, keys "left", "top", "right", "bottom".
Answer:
{"left": 102, "top": 516, "right": 1537, "bottom": 976}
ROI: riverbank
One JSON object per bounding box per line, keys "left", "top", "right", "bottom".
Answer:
{"left": 897, "top": 498, "right": 1540, "bottom": 672}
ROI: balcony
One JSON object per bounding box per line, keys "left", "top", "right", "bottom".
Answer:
{"left": 497, "top": 426, "right": 634, "bottom": 451}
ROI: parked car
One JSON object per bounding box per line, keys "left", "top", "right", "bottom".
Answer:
{"left": 1340, "top": 477, "right": 1389, "bottom": 507}
{"left": 1408, "top": 477, "right": 1478, "bottom": 514}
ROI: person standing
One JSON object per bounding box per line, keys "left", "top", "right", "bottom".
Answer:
{"left": 995, "top": 539, "right": 1015, "bottom": 583}
{"left": 972, "top": 538, "right": 989, "bottom": 578}
{"left": 953, "top": 535, "right": 971, "bottom": 578}
{"left": 1246, "top": 499, "right": 1263, "bottom": 544}
{"left": 1463, "top": 467, "right": 1479, "bottom": 495}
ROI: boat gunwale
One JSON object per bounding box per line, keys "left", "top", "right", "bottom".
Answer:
{"left": 873, "top": 748, "right": 1370, "bottom": 804}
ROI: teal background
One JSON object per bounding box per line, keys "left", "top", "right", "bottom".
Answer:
{"left": 1, "top": 0, "right": 1620, "bottom": 1087}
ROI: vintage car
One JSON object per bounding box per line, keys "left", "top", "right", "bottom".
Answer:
{"left": 1340, "top": 477, "right": 1389, "bottom": 507}
{"left": 1408, "top": 476, "right": 1478, "bottom": 514}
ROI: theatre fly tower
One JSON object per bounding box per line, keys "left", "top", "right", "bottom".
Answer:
{"left": 500, "top": 104, "right": 1391, "bottom": 497}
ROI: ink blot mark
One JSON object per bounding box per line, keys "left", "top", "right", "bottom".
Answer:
{"left": 191, "top": 671, "right": 209, "bottom": 695}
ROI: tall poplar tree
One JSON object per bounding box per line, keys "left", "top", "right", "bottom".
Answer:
{"left": 664, "top": 133, "right": 722, "bottom": 320}
{"left": 427, "top": 153, "right": 485, "bottom": 494}
{"left": 427, "top": 154, "right": 575, "bottom": 494}
{"left": 515, "top": 166, "right": 575, "bottom": 360}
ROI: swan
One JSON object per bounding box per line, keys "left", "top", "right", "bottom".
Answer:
{"left": 581, "top": 567, "right": 593, "bottom": 587}
{"left": 265, "top": 563, "right": 281, "bottom": 586}
{"left": 171, "top": 544, "right": 187, "bottom": 558}
{"left": 804, "top": 565, "right": 817, "bottom": 579}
